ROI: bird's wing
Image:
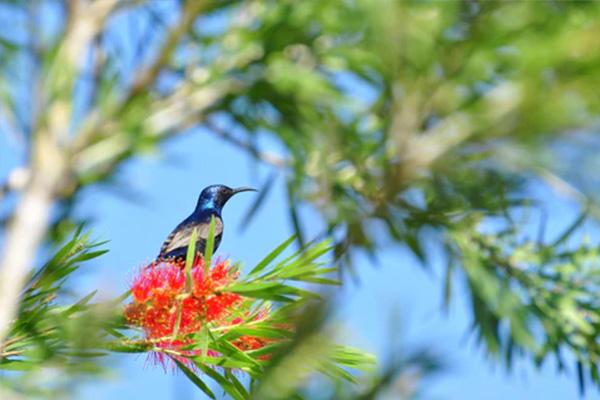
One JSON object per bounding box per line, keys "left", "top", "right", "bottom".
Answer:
{"left": 159, "top": 218, "right": 224, "bottom": 258}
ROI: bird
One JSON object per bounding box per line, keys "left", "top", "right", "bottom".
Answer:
{"left": 157, "top": 184, "right": 256, "bottom": 261}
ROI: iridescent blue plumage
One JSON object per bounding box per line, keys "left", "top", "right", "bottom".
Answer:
{"left": 157, "top": 184, "right": 256, "bottom": 261}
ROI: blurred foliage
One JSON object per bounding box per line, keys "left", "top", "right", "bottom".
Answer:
{"left": 0, "top": 229, "right": 120, "bottom": 397}
{"left": 1, "top": 0, "right": 600, "bottom": 397}
{"left": 448, "top": 215, "right": 600, "bottom": 393}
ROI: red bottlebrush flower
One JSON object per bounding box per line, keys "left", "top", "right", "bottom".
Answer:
{"left": 124, "top": 255, "right": 280, "bottom": 370}
{"left": 124, "top": 256, "right": 243, "bottom": 366}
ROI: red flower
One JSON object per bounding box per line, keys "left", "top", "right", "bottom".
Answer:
{"left": 124, "top": 256, "right": 275, "bottom": 368}
{"left": 230, "top": 307, "right": 274, "bottom": 357}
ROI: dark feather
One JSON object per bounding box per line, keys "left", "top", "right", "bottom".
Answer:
{"left": 158, "top": 217, "right": 223, "bottom": 260}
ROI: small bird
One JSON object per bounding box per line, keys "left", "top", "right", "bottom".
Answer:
{"left": 157, "top": 184, "right": 256, "bottom": 261}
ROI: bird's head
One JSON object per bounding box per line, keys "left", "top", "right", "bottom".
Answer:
{"left": 196, "top": 184, "right": 256, "bottom": 213}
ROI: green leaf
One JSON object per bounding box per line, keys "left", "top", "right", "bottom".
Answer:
{"left": 247, "top": 343, "right": 284, "bottom": 358}
{"left": 172, "top": 301, "right": 184, "bottom": 340}
{"left": 249, "top": 235, "right": 296, "bottom": 276}
{"left": 329, "top": 345, "right": 377, "bottom": 371}
{"left": 185, "top": 228, "right": 198, "bottom": 292}
{"left": 104, "top": 342, "right": 150, "bottom": 353}
{"left": 225, "top": 369, "right": 251, "bottom": 400}
{"left": 71, "top": 249, "right": 109, "bottom": 262}
{"left": 290, "top": 276, "right": 339, "bottom": 285}
{"left": 221, "top": 326, "right": 294, "bottom": 341}
{"left": 43, "top": 235, "right": 80, "bottom": 268}
{"left": 287, "top": 185, "right": 305, "bottom": 247}
{"left": 63, "top": 290, "right": 97, "bottom": 316}
{"left": 577, "top": 360, "right": 585, "bottom": 396}
{"left": 194, "top": 356, "right": 256, "bottom": 370}
{"left": 443, "top": 261, "right": 453, "bottom": 314}
{"left": 113, "top": 289, "right": 132, "bottom": 304}
{"left": 227, "top": 282, "right": 318, "bottom": 302}
{"left": 317, "top": 361, "right": 357, "bottom": 383}
{"left": 204, "top": 216, "right": 217, "bottom": 271}
{"left": 212, "top": 338, "right": 262, "bottom": 370}
{"left": 193, "top": 361, "right": 249, "bottom": 400}
{"left": 197, "top": 327, "right": 209, "bottom": 360}
{"left": 227, "top": 282, "right": 281, "bottom": 293}
{"left": 552, "top": 208, "right": 587, "bottom": 247}
{"left": 0, "top": 360, "right": 33, "bottom": 371}
{"left": 173, "top": 359, "right": 216, "bottom": 399}
{"left": 63, "top": 351, "right": 108, "bottom": 358}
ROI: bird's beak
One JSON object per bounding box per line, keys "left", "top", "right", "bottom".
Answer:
{"left": 232, "top": 186, "right": 257, "bottom": 195}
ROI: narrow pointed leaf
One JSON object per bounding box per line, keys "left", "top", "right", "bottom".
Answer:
{"left": 194, "top": 361, "right": 249, "bottom": 400}
{"left": 239, "top": 172, "right": 276, "bottom": 231}
{"left": 185, "top": 228, "right": 198, "bottom": 292}
{"left": 173, "top": 359, "right": 216, "bottom": 399}
{"left": 249, "top": 235, "right": 296, "bottom": 276}
{"left": 204, "top": 216, "right": 216, "bottom": 271}
{"left": 225, "top": 369, "right": 250, "bottom": 400}
{"left": 552, "top": 209, "right": 587, "bottom": 247}
{"left": 63, "top": 290, "right": 97, "bottom": 316}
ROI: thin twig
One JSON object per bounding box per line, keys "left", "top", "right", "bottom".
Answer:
{"left": 536, "top": 167, "right": 588, "bottom": 205}
{"left": 121, "top": 0, "right": 206, "bottom": 110}
{"left": 72, "top": 0, "right": 206, "bottom": 153}
{"left": 83, "top": 32, "right": 105, "bottom": 115}
{"left": 0, "top": 350, "right": 23, "bottom": 358}
{"left": 204, "top": 120, "right": 288, "bottom": 168}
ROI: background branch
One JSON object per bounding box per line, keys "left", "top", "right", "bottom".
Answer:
{"left": 204, "top": 120, "right": 288, "bottom": 168}
{"left": 0, "top": 0, "right": 119, "bottom": 346}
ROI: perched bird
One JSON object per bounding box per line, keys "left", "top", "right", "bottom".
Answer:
{"left": 157, "top": 184, "right": 256, "bottom": 261}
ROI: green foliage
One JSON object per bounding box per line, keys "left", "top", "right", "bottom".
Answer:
{"left": 448, "top": 215, "right": 600, "bottom": 389}
{"left": 180, "top": 0, "right": 600, "bottom": 390}
{"left": 0, "top": 229, "right": 117, "bottom": 396}
{"left": 229, "top": 238, "right": 337, "bottom": 301}
{"left": 208, "top": 0, "right": 600, "bottom": 258}
{"left": 2, "top": 0, "right": 600, "bottom": 397}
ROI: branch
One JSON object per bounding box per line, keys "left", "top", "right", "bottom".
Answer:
{"left": 536, "top": 167, "right": 588, "bottom": 205}
{"left": 204, "top": 120, "right": 288, "bottom": 168}
{"left": 122, "top": 0, "right": 206, "bottom": 108}
{"left": 0, "top": 165, "right": 63, "bottom": 346}
{"left": 0, "top": 168, "right": 30, "bottom": 203}
{"left": 71, "top": 78, "right": 239, "bottom": 179}
{"left": 71, "top": 0, "right": 207, "bottom": 153}
{"left": 0, "top": 0, "right": 119, "bottom": 346}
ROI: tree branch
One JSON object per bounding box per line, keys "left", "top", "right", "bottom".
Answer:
{"left": 123, "top": 0, "right": 206, "bottom": 108}
{"left": 0, "top": 168, "right": 30, "bottom": 204}
{"left": 72, "top": 0, "right": 207, "bottom": 153}
{"left": 204, "top": 120, "right": 288, "bottom": 168}
{"left": 0, "top": 0, "right": 119, "bottom": 346}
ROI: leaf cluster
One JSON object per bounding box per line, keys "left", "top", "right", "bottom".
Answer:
{"left": 446, "top": 212, "right": 600, "bottom": 394}
{"left": 115, "top": 231, "right": 377, "bottom": 399}
{"left": 0, "top": 228, "right": 117, "bottom": 397}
